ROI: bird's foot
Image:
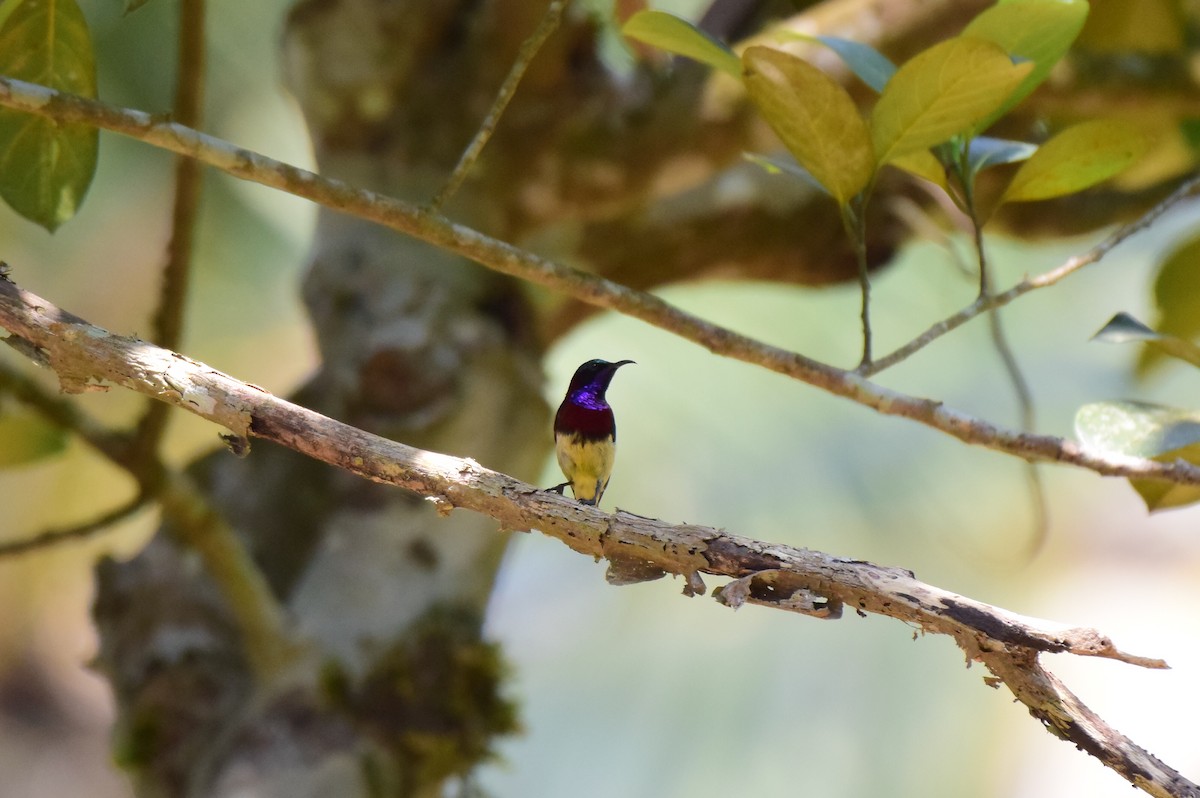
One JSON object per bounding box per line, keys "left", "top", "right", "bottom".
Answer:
{"left": 545, "top": 482, "right": 570, "bottom": 496}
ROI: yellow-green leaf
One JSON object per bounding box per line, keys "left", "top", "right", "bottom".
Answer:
{"left": 0, "top": 0, "right": 98, "bottom": 232}
{"left": 622, "top": 10, "right": 742, "bottom": 79}
{"left": 870, "top": 36, "right": 1033, "bottom": 165}
{"left": 964, "top": 0, "right": 1089, "bottom": 128}
{"left": 1001, "top": 119, "right": 1148, "bottom": 203}
{"left": 0, "top": 409, "right": 67, "bottom": 468}
{"left": 742, "top": 46, "right": 874, "bottom": 205}
{"left": 1138, "top": 233, "right": 1200, "bottom": 376}
{"left": 889, "top": 149, "right": 947, "bottom": 189}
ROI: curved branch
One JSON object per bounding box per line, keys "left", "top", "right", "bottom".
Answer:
{"left": 0, "top": 271, "right": 1191, "bottom": 796}
{"left": 0, "top": 79, "right": 1196, "bottom": 486}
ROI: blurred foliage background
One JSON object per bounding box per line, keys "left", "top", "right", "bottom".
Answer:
{"left": 0, "top": 1, "right": 1199, "bottom": 797}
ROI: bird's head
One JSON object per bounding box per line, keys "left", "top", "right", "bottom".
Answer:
{"left": 567, "top": 358, "right": 635, "bottom": 394}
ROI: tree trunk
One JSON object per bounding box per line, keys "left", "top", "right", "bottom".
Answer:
{"left": 93, "top": 1, "right": 560, "bottom": 795}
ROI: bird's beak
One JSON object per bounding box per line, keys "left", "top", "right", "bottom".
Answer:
{"left": 613, "top": 360, "right": 635, "bottom": 369}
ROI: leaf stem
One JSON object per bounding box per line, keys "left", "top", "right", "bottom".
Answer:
{"left": 842, "top": 200, "right": 872, "bottom": 368}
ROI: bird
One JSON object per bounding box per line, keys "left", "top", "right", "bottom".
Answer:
{"left": 549, "top": 358, "right": 634, "bottom": 506}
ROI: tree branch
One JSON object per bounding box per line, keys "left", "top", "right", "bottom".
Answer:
{"left": 0, "top": 271, "right": 1192, "bottom": 796}
{"left": 863, "top": 172, "right": 1200, "bottom": 376}
{"left": 0, "top": 78, "right": 1196, "bottom": 485}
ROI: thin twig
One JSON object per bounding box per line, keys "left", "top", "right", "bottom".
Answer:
{"left": 0, "top": 79, "right": 1197, "bottom": 482}
{"left": 865, "top": 172, "right": 1200, "bottom": 376}
{"left": 0, "top": 276, "right": 1190, "bottom": 796}
{"left": 135, "top": 0, "right": 208, "bottom": 464}
{"left": 0, "top": 494, "right": 148, "bottom": 558}
{"left": 428, "top": 0, "right": 568, "bottom": 211}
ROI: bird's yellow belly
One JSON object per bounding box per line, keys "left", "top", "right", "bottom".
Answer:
{"left": 555, "top": 432, "right": 616, "bottom": 505}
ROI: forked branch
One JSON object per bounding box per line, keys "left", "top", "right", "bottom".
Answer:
{"left": 0, "top": 78, "right": 1198, "bottom": 486}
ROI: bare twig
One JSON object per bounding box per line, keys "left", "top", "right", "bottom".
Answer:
{"left": 0, "top": 78, "right": 1193, "bottom": 482}
{"left": 429, "top": 0, "right": 568, "bottom": 211}
{"left": 135, "top": 0, "right": 208, "bottom": 464}
{"left": 0, "top": 494, "right": 148, "bottom": 558}
{"left": 0, "top": 274, "right": 1191, "bottom": 796}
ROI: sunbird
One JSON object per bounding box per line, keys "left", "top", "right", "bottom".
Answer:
{"left": 549, "top": 358, "right": 634, "bottom": 506}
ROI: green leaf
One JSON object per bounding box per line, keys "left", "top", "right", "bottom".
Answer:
{"left": 870, "top": 36, "right": 1033, "bottom": 166}
{"left": 1138, "top": 233, "right": 1200, "bottom": 376}
{"left": 742, "top": 46, "right": 875, "bottom": 205}
{"left": 1076, "top": 400, "right": 1200, "bottom": 511}
{"left": 0, "top": 0, "right": 99, "bottom": 232}
{"left": 0, "top": 0, "right": 21, "bottom": 31}
{"left": 0, "top": 409, "right": 67, "bottom": 468}
{"left": 621, "top": 10, "right": 742, "bottom": 79}
{"left": 1092, "top": 311, "right": 1200, "bottom": 369}
{"left": 124, "top": 0, "right": 157, "bottom": 12}
{"left": 964, "top": 0, "right": 1090, "bottom": 129}
{"left": 1181, "top": 119, "right": 1200, "bottom": 156}
{"left": 1001, "top": 119, "right": 1148, "bottom": 202}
